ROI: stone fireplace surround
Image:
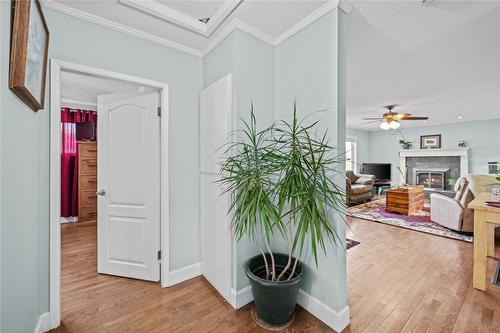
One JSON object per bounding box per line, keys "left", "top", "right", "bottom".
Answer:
{"left": 399, "top": 148, "right": 470, "bottom": 190}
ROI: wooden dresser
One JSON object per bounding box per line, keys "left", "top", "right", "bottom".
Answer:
{"left": 77, "top": 141, "right": 97, "bottom": 222}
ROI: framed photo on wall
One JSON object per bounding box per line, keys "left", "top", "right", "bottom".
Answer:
{"left": 420, "top": 134, "right": 441, "bottom": 149}
{"left": 9, "top": 0, "right": 50, "bottom": 112}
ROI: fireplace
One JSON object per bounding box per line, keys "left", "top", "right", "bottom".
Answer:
{"left": 414, "top": 169, "right": 449, "bottom": 190}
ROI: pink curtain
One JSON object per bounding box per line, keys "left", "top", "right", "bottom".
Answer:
{"left": 61, "top": 108, "right": 97, "bottom": 217}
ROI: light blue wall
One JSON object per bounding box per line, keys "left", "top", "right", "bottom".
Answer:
{"left": 203, "top": 30, "right": 275, "bottom": 291}
{"left": 1, "top": 4, "right": 203, "bottom": 332}
{"left": 275, "top": 9, "right": 348, "bottom": 313}
{"left": 203, "top": 13, "right": 348, "bottom": 317}
{"left": 353, "top": 119, "right": 500, "bottom": 182}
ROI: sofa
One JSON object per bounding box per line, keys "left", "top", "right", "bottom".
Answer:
{"left": 346, "top": 171, "right": 376, "bottom": 205}
{"left": 430, "top": 174, "right": 498, "bottom": 232}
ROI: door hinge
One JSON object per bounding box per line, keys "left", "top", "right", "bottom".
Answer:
{"left": 157, "top": 106, "right": 161, "bottom": 117}
{"left": 157, "top": 250, "right": 161, "bottom": 260}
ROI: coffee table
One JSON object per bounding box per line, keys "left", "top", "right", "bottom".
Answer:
{"left": 385, "top": 186, "right": 425, "bottom": 216}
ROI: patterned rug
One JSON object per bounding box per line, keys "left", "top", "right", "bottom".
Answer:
{"left": 348, "top": 199, "right": 473, "bottom": 243}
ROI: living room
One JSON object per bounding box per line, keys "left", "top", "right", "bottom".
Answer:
{"left": 344, "top": 1, "right": 500, "bottom": 330}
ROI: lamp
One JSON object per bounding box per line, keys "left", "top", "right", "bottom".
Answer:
{"left": 389, "top": 120, "right": 400, "bottom": 129}
{"left": 380, "top": 121, "right": 390, "bottom": 130}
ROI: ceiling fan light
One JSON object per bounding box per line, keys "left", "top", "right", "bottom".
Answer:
{"left": 389, "top": 121, "right": 400, "bottom": 129}
{"left": 380, "top": 121, "right": 390, "bottom": 130}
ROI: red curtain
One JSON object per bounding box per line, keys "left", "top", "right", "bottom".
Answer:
{"left": 61, "top": 108, "right": 97, "bottom": 217}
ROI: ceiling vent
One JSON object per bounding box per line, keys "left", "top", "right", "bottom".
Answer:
{"left": 421, "top": 0, "right": 436, "bottom": 5}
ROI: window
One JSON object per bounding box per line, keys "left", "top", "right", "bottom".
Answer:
{"left": 346, "top": 137, "right": 357, "bottom": 172}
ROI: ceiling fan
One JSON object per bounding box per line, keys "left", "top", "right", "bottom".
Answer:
{"left": 362, "top": 105, "right": 429, "bottom": 130}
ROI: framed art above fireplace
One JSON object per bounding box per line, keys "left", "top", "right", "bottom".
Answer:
{"left": 420, "top": 134, "right": 441, "bottom": 149}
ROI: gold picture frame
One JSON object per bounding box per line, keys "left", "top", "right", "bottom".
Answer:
{"left": 9, "top": 0, "right": 50, "bottom": 112}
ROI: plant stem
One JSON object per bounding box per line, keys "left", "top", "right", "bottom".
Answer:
{"left": 287, "top": 257, "right": 300, "bottom": 281}
{"left": 256, "top": 238, "right": 270, "bottom": 280}
{"left": 264, "top": 236, "right": 276, "bottom": 281}
{"left": 277, "top": 216, "right": 294, "bottom": 281}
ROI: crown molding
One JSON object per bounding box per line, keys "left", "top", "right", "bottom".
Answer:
{"left": 41, "top": 0, "right": 203, "bottom": 57}
{"left": 41, "top": 0, "right": 348, "bottom": 59}
{"left": 202, "top": 19, "right": 275, "bottom": 57}
{"left": 275, "top": 0, "right": 348, "bottom": 45}
{"left": 119, "top": 0, "right": 241, "bottom": 37}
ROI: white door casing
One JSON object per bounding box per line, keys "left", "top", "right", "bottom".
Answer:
{"left": 200, "top": 74, "right": 232, "bottom": 304}
{"left": 97, "top": 92, "right": 161, "bottom": 281}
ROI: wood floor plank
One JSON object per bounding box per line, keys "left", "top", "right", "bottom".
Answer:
{"left": 51, "top": 216, "right": 500, "bottom": 333}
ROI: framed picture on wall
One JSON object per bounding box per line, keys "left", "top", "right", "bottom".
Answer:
{"left": 9, "top": 0, "right": 50, "bottom": 112}
{"left": 420, "top": 134, "right": 441, "bottom": 149}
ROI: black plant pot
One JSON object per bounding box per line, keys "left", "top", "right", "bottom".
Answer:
{"left": 245, "top": 253, "right": 303, "bottom": 328}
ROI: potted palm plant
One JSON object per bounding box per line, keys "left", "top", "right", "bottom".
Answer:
{"left": 219, "top": 104, "right": 346, "bottom": 329}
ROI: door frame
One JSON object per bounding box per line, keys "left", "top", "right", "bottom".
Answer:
{"left": 49, "top": 59, "right": 170, "bottom": 329}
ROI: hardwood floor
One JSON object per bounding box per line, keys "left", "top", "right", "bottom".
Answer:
{"left": 51, "top": 222, "right": 330, "bottom": 333}
{"left": 345, "top": 216, "right": 500, "bottom": 333}
{"left": 51, "top": 218, "right": 500, "bottom": 333}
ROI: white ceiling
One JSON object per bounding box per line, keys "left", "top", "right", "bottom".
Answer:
{"left": 46, "top": 0, "right": 328, "bottom": 53}
{"left": 346, "top": 0, "right": 500, "bottom": 131}
{"left": 61, "top": 71, "right": 154, "bottom": 108}
{"left": 48, "top": 0, "right": 500, "bottom": 131}
{"left": 158, "top": 1, "right": 226, "bottom": 20}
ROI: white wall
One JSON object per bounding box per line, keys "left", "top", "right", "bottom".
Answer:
{"left": 346, "top": 128, "right": 371, "bottom": 172}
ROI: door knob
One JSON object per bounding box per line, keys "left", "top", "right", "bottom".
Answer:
{"left": 97, "top": 190, "right": 106, "bottom": 196}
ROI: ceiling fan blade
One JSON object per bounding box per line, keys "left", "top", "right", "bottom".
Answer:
{"left": 401, "top": 116, "right": 429, "bottom": 120}
{"left": 362, "top": 120, "right": 381, "bottom": 124}
{"left": 395, "top": 113, "right": 412, "bottom": 119}
{"left": 362, "top": 117, "right": 384, "bottom": 120}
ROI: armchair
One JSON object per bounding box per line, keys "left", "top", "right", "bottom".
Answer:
{"left": 430, "top": 174, "right": 497, "bottom": 232}
{"left": 346, "top": 171, "right": 376, "bottom": 205}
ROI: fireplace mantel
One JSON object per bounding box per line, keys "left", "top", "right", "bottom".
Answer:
{"left": 399, "top": 148, "right": 470, "bottom": 158}
{"left": 398, "top": 148, "right": 470, "bottom": 185}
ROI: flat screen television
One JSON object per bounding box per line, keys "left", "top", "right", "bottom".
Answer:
{"left": 362, "top": 163, "right": 391, "bottom": 181}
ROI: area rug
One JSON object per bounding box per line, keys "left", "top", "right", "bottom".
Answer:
{"left": 346, "top": 238, "right": 360, "bottom": 250}
{"left": 348, "top": 199, "right": 473, "bottom": 243}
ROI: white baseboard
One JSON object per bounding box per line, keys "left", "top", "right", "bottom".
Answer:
{"left": 296, "top": 289, "right": 350, "bottom": 332}
{"left": 34, "top": 312, "right": 50, "bottom": 333}
{"left": 228, "top": 285, "right": 350, "bottom": 332}
{"left": 229, "top": 285, "right": 253, "bottom": 309}
{"left": 167, "top": 262, "right": 201, "bottom": 286}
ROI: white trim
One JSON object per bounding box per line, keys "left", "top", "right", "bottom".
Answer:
{"left": 399, "top": 148, "right": 470, "bottom": 185}
{"left": 119, "top": 0, "right": 207, "bottom": 35}
{"left": 119, "top": 0, "right": 241, "bottom": 37}
{"left": 227, "top": 286, "right": 350, "bottom": 332}
{"left": 49, "top": 59, "right": 170, "bottom": 329}
{"left": 34, "top": 312, "right": 50, "bottom": 333}
{"left": 41, "top": 0, "right": 202, "bottom": 57}
{"left": 166, "top": 263, "right": 201, "bottom": 287}
{"left": 229, "top": 286, "right": 253, "bottom": 310}
{"left": 206, "top": 1, "right": 243, "bottom": 36}
{"left": 296, "top": 289, "right": 350, "bottom": 333}
{"left": 41, "top": 0, "right": 347, "bottom": 58}
{"left": 275, "top": 0, "right": 344, "bottom": 45}
{"left": 202, "top": 19, "right": 275, "bottom": 57}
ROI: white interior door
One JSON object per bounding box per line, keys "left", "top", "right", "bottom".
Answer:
{"left": 200, "top": 74, "right": 232, "bottom": 303}
{"left": 97, "top": 91, "right": 161, "bottom": 281}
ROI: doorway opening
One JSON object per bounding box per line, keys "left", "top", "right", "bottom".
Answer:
{"left": 49, "top": 59, "right": 170, "bottom": 330}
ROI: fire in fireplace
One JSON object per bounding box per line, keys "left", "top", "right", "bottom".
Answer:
{"left": 413, "top": 168, "right": 450, "bottom": 190}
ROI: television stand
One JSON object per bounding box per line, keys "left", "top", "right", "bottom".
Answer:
{"left": 373, "top": 180, "right": 391, "bottom": 195}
